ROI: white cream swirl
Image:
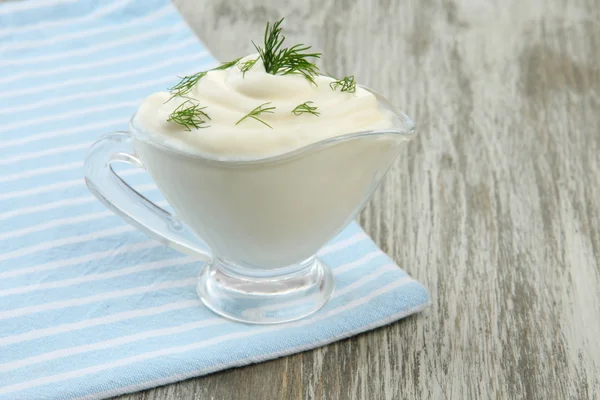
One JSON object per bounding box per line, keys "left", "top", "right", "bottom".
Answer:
{"left": 135, "top": 55, "right": 394, "bottom": 159}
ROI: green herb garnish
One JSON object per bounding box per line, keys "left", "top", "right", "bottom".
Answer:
{"left": 236, "top": 102, "right": 276, "bottom": 129}
{"left": 167, "top": 100, "right": 211, "bottom": 131}
{"left": 329, "top": 75, "right": 356, "bottom": 93}
{"left": 168, "top": 71, "right": 207, "bottom": 98}
{"left": 212, "top": 57, "right": 243, "bottom": 71}
{"left": 291, "top": 101, "right": 319, "bottom": 116}
{"left": 239, "top": 58, "right": 258, "bottom": 76}
{"left": 165, "top": 19, "right": 361, "bottom": 131}
{"left": 253, "top": 18, "right": 321, "bottom": 84}
{"left": 169, "top": 58, "right": 242, "bottom": 98}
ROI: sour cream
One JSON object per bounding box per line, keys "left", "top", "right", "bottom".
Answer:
{"left": 135, "top": 55, "right": 393, "bottom": 159}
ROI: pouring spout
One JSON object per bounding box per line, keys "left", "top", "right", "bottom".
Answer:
{"left": 364, "top": 86, "right": 417, "bottom": 140}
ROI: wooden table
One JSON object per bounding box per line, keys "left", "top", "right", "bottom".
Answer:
{"left": 122, "top": 0, "right": 596, "bottom": 398}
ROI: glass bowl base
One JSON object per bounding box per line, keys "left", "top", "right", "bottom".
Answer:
{"left": 196, "top": 256, "right": 334, "bottom": 324}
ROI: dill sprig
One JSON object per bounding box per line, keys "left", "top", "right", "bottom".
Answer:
{"left": 212, "top": 57, "right": 243, "bottom": 71}
{"left": 168, "top": 71, "right": 207, "bottom": 98}
{"left": 253, "top": 18, "right": 321, "bottom": 84}
{"left": 167, "top": 100, "right": 211, "bottom": 131}
{"left": 291, "top": 101, "right": 319, "bottom": 116}
{"left": 239, "top": 57, "right": 258, "bottom": 76}
{"left": 236, "top": 102, "right": 276, "bottom": 129}
{"left": 329, "top": 75, "right": 356, "bottom": 93}
{"left": 168, "top": 58, "right": 242, "bottom": 98}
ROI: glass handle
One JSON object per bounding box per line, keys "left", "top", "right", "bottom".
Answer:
{"left": 84, "top": 132, "right": 211, "bottom": 262}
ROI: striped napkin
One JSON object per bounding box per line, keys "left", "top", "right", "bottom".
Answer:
{"left": 0, "top": 1, "right": 430, "bottom": 399}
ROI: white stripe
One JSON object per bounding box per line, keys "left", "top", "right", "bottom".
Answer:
{"left": 318, "top": 231, "right": 368, "bottom": 255}
{"left": 0, "top": 169, "right": 146, "bottom": 201}
{"left": 0, "top": 120, "right": 125, "bottom": 149}
{"left": 0, "top": 0, "right": 132, "bottom": 37}
{"left": 0, "top": 54, "right": 206, "bottom": 101}
{"left": 0, "top": 240, "right": 161, "bottom": 281}
{"left": 0, "top": 183, "right": 156, "bottom": 220}
{"left": 0, "top": 299, "right": 200, "bottom": 347}
{"left": 0, "top": 278, "right": 415, "bottom": 396}
{"left": 0, "top": 23, "right": 186, "bottom": 67}
{"left": 0, "top": 179, "right": 82, "bottom": 201}
{"left": 0, "top": 317, "right": 223, "bottom": 373}
{"left": 332, "top": 251, "right": 384, "bottom": 274}
{"left": 0, "top": 226, "right": 135, "bottom": 265}
{"left": 0, "top": 198, "right": 167, "bottom": 241}
{"left": 78, "top": 299, "right": 428, "bottom": 400}
{"left": 0, "top": 211, "right": 111, "bottom": 240}
{"left": 0, "top": 161, "right": 81, "bottom": 184}
{"left": 332, "top": 264, "right": 399, "bottom": 298}
{"left": 0, "top": 37, "right": 200, "bottom": 85}
{"left": 0, "top": 195, "right": 94, "bottom": 221}
{"left": 0, "top": 255, "right": 197, "bottom": 298}
{"left": 0, "top": 142, "right": 92, "bottom": 167}
{"left": 0, "top": 0, "right": 78, "bottom": 15}
{"left": 0, "top": 101, "right": 138, "bottom": 134}
{"left": 0, "top": 4, "right": 174, "bottom": 52}
{"left": 333, "top": 251, "right": 385, "bottom": 274}
{"left": 0, "top": 276, "right": 194, "bottom": 320}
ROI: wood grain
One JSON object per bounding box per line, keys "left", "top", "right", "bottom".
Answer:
{"left": 112, "top": 0, "right": 599, "bottom": 398}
